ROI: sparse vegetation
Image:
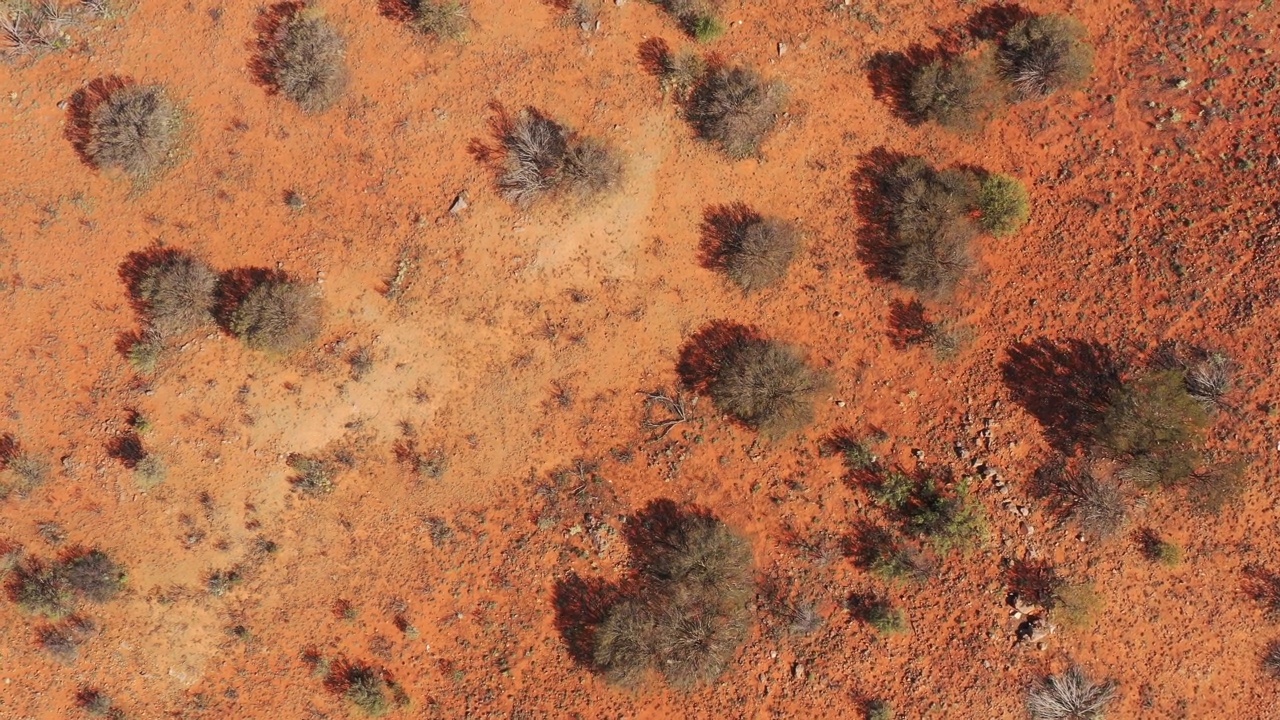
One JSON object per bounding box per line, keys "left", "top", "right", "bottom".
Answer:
{"left": 3, "top": 450, "right": 51, "bottom": 496}
{"left": 266, "top": 11, "right": 347, "bottom": 113}
{"left": 865, "top": 599, "right": 907, "bottom": 635}
{"left": 1, "top": 0, "right": 80, "bottom": 60}
{"left": 60, "top": 550, "right": 125, "bottom": 603}
{"left": 77, "top": 687, "right": 124, "bottom": 718}
{"left": 707, "top": 339, "right": 824, "bottom": 438}
{"left": 126, "top": 330, "right": 165, "bottom": 373}
{"left": 1053, "top": 582, "right": 1102, "bottom": 631}
{"left": 289, "top": 454, "right": 336, "bottom": 494}
{"left": 131, "top": 250, "right": 218, "bottom": 335}
{"left": 84, "top": 84, "right": 183, "bottom": 178}
{"left": 907, "top": 53, "right": 1001, "bottom": 130}
{"left": 1264, "top": 640, "right": 1280, "bottom": 679}
{"left": 999, "top": 14, "right": 1094, "bottom": 99}
{"left": 1095, "top": 370, "right": 1209, "bottom": 488}
{"left": 412, "top": 0, "right": 469, "bottom": 40}
{"left": 686, "top": 65, "right": 787, "bottom": 160}
{"left": 659, "top": 48, "right": 706, "bottom": 99}
{"left": 1186, "top": 456, "right": 1248, "bottom": 514}
{"left": 497, "top": 108, "right": 624, "bottom": 207}
{"left": 12, "top": 559, "right": 72, "bottom": 617}
{"left": 977, "top": 173, "right": 1030, "bottom": 237}
{"left": 134, "top": 454, "right": 166, "bottom": 488}
{"left": 593, "top": 511, "right": 753, "bottom": 690}
{"left": 341, "top": 664, "right": 390, "bottom": 716}
{"left": 229, "top": 278, "right": 323, "bottom": 354}
{"left": 1026, "top": 666, "right": 1116, "bottom": 720}
{"left": 866, "top": 700, "right": 894, "bottom": 720}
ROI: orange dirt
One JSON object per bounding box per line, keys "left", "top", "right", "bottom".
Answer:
{"left": 2, "top": 0, "right": 1280, "bottom": 718}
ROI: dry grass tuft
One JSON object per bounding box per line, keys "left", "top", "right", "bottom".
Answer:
{"left": 999, "top": 14, "right": 1094, "bottom": 99}
{"left": 267, "top": 12, "right": 347, "bottom": 113}
{"left": 229, "top": 278, "right": 324, "bottom": 355}
{"left": 1026, "top": 666, "right": 1116, "bottom": 720}
{"left": 84, "top": 84, "right": 182, "bottom": 178}
{"left": 687, "top": 65, "right": 786, "bottom": 160}
{"left": 708, "top": 339, "right": 824, "bottom": 438}
{"left": 908, "top": 53, "right": 1001, "bottom": 130}
{"left": 497, "top": 108, "right": 624, "bottom": 207}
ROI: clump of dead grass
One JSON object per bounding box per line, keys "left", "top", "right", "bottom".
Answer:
{"left": 266, "top": 11, "right": 347, "bottom": 113}
{"left": 708, "top": 339, "right": 824, "bottom": 438}
{"left": 686, "top": 65, "right": 787, "bottom": 160}
{"left": 229, "top": 277, "right": 324, "bottom": 355}
{"left": 497, "top": 108, "right": 624, "bottom": 208}
{"left": 84, "top": 84, "right": 183, "bottom": 179}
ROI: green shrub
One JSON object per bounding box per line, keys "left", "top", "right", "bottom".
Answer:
{"left": 229, "top": 278, "right": 323, "bottom": 354}
{"left": 866, "top": 700, "right": 894, "bottom": 720}
{"left": 687, "top": 65, "right": 787, "bottom": 160}
{"left": 267, "top": 12, "right": 347, "bottom": 113}
{"left": 870, "top": 472, "right": 986, "bottom": 553}
{"left": 85, "top": 84, "right": 183, "bottom": 178}
{"left": 651, "top": 0, "right": 723, "bottom": 42}
{"left": 685, "top": 13, "right": 724, "bottom": 42}
{"left": 413, "top": 0, "right": 469, "bottom": 40}
{"left": 342, "top": 664, "right": 389, "bottom": 716}
{"left": 1044, "top": 466, "right": 1127, "bottom": 539}
{"left": 977, "top": 174, "right": 1030, "bottom": 237}
{"left": 708, "top": 339, "right": 824, "bottom": 438}
{"left": 908, "top": 53, "right": 1001, "bottom": 130}
{"left": 1095, "top": 370, "right": 1209, "bottom": 487}
{"left": 999, "top": 14, "right": 1094, "bottom": 99}
{"left": 126, "top": 331, "right": 165, "bottom": 373}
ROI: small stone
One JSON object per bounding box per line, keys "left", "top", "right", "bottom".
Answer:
{"left": 449, "top": 191, "right": 469, "bottom": 214}
{"left": 793, "top": 663, "right": 805, "bottom": 680}
{"left": 1021, "top": 522, "right": 1035, "bottom": 535}
{"left": 836, "top": 400, "right": 846, "bottom": 407}
{"left": 777, "top": 42, "right": 787, "bottom": 57}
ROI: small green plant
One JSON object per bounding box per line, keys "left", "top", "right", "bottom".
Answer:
{"left": 866, "top": 599, "right": 907, "bottom": 635}
{"left": 229, "top": 278, "right": 324, "bottom": 355}
{"left": 77, "top": 687, "right": 123, "bottom": 718}
{"left": 707, "top": 339, "right": 825, "bottom": 438}
{"left": 84, "top": 84, "right": 183, "bottom": 179}
{"left": 134, "top": 454, "right": 166, "bottom": 489}
{"left": 126, "top": 331, "right": 164, "bottom": 373}
{"left": 413, "top": 0, "right": 469, "bottom": 40}
{"left": 977, "top": 174, "right": 1030, "bottom": 237}
{"left": 869, "top": 544, "right": 931, "bottom": 584}
{"left": 999, "top": 14, "right": 1094, "bottom": 99}
{"left": 686, "top": 65, "right": 787, "bottom": 160}
{"left": 1095, "top": 370, "right": 1209, "bottom": 488}
{"left": 908, "top": 53, "right": 1001, "bottom": 131}
{"left": 866, "top": 700, "right": 894, "bottom": 720}
{"left": 1, "top": 1, "right": 79, "bottom": 59}
{"left": 266, "top": 11, "right": 347, "bottom": 113}
{"left": 343, "top": 664, "right": 389, "bottom": 716}
{"left": 1053, "top": 583, "right": 1102, "bottom": 631}
{"left": 685, "top": 12, "right": 724, "bottom": 42}
{"left": 1154, "top": 540, "right": 1182, "bottom": 566}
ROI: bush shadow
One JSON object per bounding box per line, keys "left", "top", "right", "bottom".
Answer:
{"left": 213, "top": 267, "right": 285, "bottom": 331}
{"left": 675, "top": 320, "right": 760, "bottom": 394}
{"left": 851, "top": 148, "right": 915, "bottom": 286}
{"left": 248, "top": 2, "right": 304, "bottom": 91}
{"left": 698, "top": 203, "right": 761, "bottom": 271}
{"left": 966, "top": 2, "right": 1033, "bottom": 41}
{"left": 106, "top": 434, "right": 146, "bottom": 469}
{"left": 999, "top": 338, "right": 1121, "bottom": 453}
{"left": 638, "top": 37, "right": 670, "bottom": 79}
{"left": 377, "top": 0, "right": 415, "bottom": 23}
{"left": 887, "top": 298, "right": 931, "bottom": 349}
{"left": 552, "top": 572, "right": 624, "bottom": 668}
{"left": 63, "top": 76, "right": 132, "bottom": 167}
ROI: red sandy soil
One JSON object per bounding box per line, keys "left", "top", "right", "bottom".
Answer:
{"left": 2, "top": 0, "right": 1280, "bottom": 718}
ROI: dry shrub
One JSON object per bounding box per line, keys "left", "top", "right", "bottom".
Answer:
{"left": 999, "top": 14, "right": 1094, "bottom": 99}
{"left": 84, "top": 84, "right": 182, "bottom": 178}
{"left": 660, "top": 49, "right": 707, "bottom": 99}
{"left": 1186, "top": 455, "right": 1248, "bottom": 514}
{"left": 1265, "top": 640, "right": 1280, "bottom": 680}
{"left": 413, "top": 0, "right": 468, "bottom": 40}
{"left": 687, "top": 65, "right": 786, "bottom": 160}
{"left": 705, "top": 208, "right": 801, "bottom": 293}
{"left": 1095, "top": 370, "right": 1209, "bottom": 488}
{"left": 1026, "top": 666, "right": 1116, "bottom": 720}
{"left": 59, "top": 550, "right": 124, "bottom": 603}
{"left": 978, "top": 173, "right": 1030, "bottom": 237}
{"left": 267, "top": 12, "right": 347, "bottom": 113}
{"left": 1053, "top": 583, "right": 1102, "bottom": 631}
{"left": 12, "top": 559, "right": 71, "bottom": 617}
{"left": 593, "top": 513, "right": 753, "bottom": 690}
{"left": 1045, "top": 466, "right": 1127, "bottom": 539}
{"left": 3, "top": 450, "right": 51, "bottom": 496}
{"left": 1, "top": 1, "right": 78, "bottom": 59}
{"left": 708, "top": 339, "right": 824, "bottom": 438}
{"left": 907, "top": 53, "right": 1002, "bottom": 130}
{"left": 498, "top": 109, "right": 624, "bottom": 207}
{"left": 133, "top": 251, "right": 218, "bottom": 335}
{"left": 229, "top": 278, "right": 323, "bottom": 354}
{"left": 882, "top": 158, "right": 981, "bottom": 297}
